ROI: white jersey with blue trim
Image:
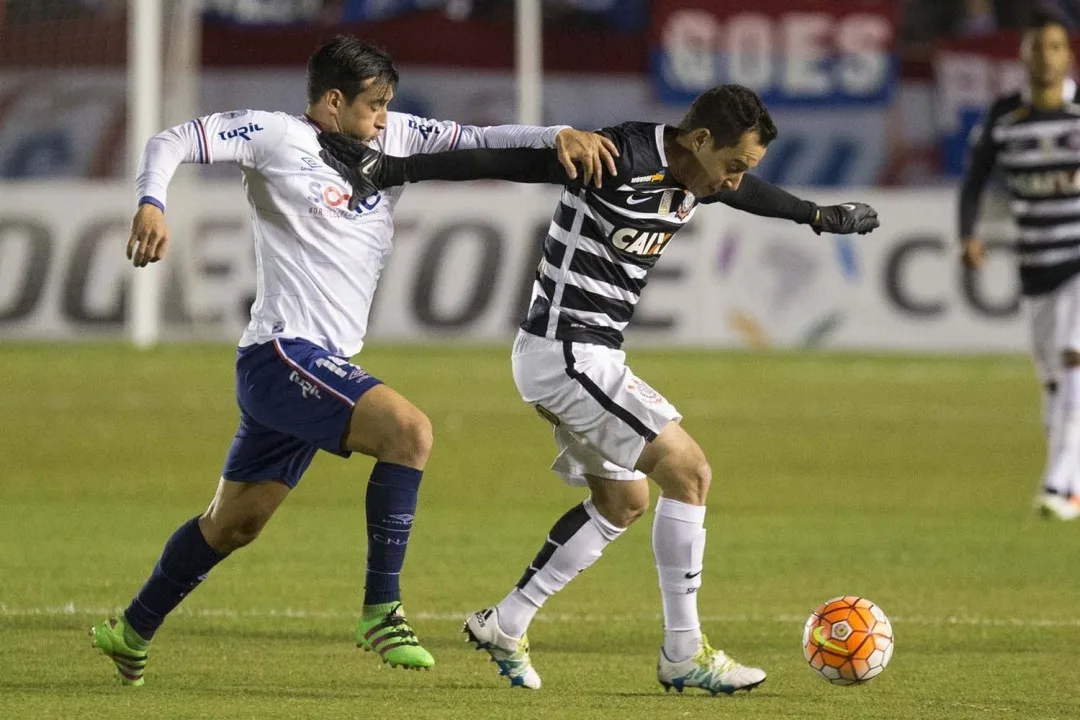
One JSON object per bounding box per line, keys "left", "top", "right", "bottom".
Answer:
{"left": 136, "top": 109, "right": 565, "bottom": 356}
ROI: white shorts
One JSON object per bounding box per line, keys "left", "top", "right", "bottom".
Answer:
{"left": 1026, "top": 272, "right": 1080, "bottom": 385}
{"left": 511, "top": 330, "right": 682, "bottom": 487}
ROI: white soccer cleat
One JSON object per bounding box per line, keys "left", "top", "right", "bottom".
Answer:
{"left": 657, "top": 636, "right": 766, "bottom": 695}
{"left": 462, "top": 607, "right": 542, "bottom": 689}
{"left": 1036, "top": 492, "right": 1080, "bottom": 521}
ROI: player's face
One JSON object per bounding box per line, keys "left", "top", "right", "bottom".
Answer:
{"left": 685, "top": 129, "right": 767, "bottom": 198}
{"left": 331, "top": 78, "right": 393, "bottom": 142}
{"left": 1022, "top": 24, "right": 1072, "bottom": 89}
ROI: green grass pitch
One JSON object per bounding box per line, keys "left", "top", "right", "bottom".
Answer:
{"left": 1, "top": 344, "right": 1078, "bottom": 719}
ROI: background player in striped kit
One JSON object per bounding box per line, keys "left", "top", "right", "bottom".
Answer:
{"left": 960, "top": 9, "right": 1080, "bottom": 520}
{"left": 319, "top": 84, "right": 880, "bottom": 695}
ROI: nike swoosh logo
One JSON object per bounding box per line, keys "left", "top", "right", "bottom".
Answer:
{"left": 626, "top": 195, "right": 654, "bottom": 205}
{"left": 684, "top": 570, "right": 702, "bottom": 579}
{"left": 811, "top": 626, "right": 851, "bottom": 655}
{"left": 359, "top": 154, "right": 378, "bottom": 176}
{"left": 841, "top": 203, "right": 857, "bottom": 211}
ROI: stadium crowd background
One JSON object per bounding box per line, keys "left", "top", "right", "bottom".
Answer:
{"left": 0, "top": 0, "right": 1071, "bottom": 186}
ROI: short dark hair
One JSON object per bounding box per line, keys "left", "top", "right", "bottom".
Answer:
{"left": 306, "top": 36, "right": 399, "bottom": 105}
{"left": 1027, "top": 5, "right": 1071, "bottom": 32}
{"left": 678, "top": 85, "right": 778, "bottom": 148}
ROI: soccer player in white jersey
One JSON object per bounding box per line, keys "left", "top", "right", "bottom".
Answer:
{"left": 960, "top": 11, "right": 1080, "bottom": 520}
{"left": 319, "top": 84, "right": 879, "bottom": 695}
{"left": 88, "top": 35, "right": 617, "bottom": 686}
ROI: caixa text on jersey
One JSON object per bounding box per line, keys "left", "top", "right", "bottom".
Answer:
{"left": 1007, "top": 169, "right": 1080, "bottom": 197}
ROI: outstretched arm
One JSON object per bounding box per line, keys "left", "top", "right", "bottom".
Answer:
{"left": 319, "top": 132, "right": 625, "bottom": 210}
{"left": 704, "top": 175, "right": 880, "bottom": 235}
{"left": 382, "top": 147, "right": 579, "bottom": 185}
{"left": 386, "top": 112, "right": 618, "bottom": 188}
{"left": 706, "top": 174, "right": 818, "bottom": 224}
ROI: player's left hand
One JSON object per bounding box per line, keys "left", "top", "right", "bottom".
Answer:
{"left": 812, "top": 202, "right": 880, "bottom": 235}
{"left": 317, "top": 132, "right": 385, "bottom": 210}
{"left": 555, "top": 129, "right": 620, "bottom": 189}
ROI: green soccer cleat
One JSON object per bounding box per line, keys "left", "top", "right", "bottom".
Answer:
{"left": 355, "top": 602, "right": 435, "bottom": 670}
{"left": 89, "top": 617, "right": 149, "bottom": 687}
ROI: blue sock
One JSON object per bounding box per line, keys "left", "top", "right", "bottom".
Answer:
{"left": 364, "top": 461, "right": 423, "bottom": 607}
{"left": 123, "top": 516, "right": 225, "bottom": 641}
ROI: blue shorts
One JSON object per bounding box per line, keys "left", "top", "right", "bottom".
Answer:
{"left": 221, "top": 338, "right": 383, "bottom": 487}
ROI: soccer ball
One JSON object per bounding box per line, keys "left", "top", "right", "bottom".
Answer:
{"left": 802, "top": 596, "right": 894, "bottom": 685}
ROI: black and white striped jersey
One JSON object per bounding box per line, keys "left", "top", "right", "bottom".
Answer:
{"left": 961, "top": 80, "right": 1080, "bottom": 296}
{"left": 520, "top": 122, "right": 700, "bottom": 348}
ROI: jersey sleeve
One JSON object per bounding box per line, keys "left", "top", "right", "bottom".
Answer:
{"left": 958, "top": 100, "right": 1006, "bottom": 239}
{"left": 700, "top": 174, "right": 817, "bottom": 224}
{"left": 383, "top": 111, "right": 567, "bottom": 156}
{"left": 135, "top": 109, "right": 287, "bottom": 211}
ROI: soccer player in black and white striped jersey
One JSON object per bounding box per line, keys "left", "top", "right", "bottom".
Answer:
{"left": 960, "top": 10, "right": 1080, "bottom": 520}
{"left": 320, "top": 85, "right": 880, "bottom": 694}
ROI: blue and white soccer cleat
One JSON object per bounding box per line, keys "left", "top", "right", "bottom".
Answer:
{"left": 657, "top": 637, "right": 766, "bottom": 695}
{"left": 462, "top": 607, "right": 542, "bottom": 689}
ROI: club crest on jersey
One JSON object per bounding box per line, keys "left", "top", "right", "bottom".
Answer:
{"left": 676, "top": 192, "right": 697, "bottom": 220}
{"left": 610, "top": 227, "right": 674, "bottom": 256}
{"left": 627, "top": 378, "right": 663, "bottom": 405}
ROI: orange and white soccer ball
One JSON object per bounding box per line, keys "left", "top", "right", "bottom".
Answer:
{"left": 802, "top": 596, "right": 894, "bottom": 685}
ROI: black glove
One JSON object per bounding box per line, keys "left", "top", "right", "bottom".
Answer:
{"left": 812, "top": 202, "right": 880, "bottom": 235}
{"left": 317, "top": 132, "right": 389, "bottom": 211}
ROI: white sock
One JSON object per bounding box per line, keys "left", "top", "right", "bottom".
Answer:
{"left": 653, "top": 496, "right": 706, "bottom": 662}
{"left": 497, "top": 497, "right": 623, "bottom": 638}
{"left": 1047, "top": 367, "right": 1080, "bottom": 497}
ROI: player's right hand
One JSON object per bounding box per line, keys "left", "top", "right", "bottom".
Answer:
{"left": 961, "top": 238, "right": 985, "bottom": 269}
{"left": 127, "top": 203, "right": 170, "bottom": 267}
{"left": 318, "top": 132, "right": 384, "bottom": 210}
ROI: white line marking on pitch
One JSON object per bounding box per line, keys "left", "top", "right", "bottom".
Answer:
{"left": 2, "top": 603, "right": 1079, "bottom": 628}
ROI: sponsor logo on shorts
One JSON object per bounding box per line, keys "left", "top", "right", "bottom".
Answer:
{"left": 627, "top": 379, "right": 663, "bottom": 405}
{"left": 348, "top": 368, "right": 371, "bottom": 382}
{"left": 315, "top": 357, "right": 348, "bottom": 378}
{"left": 289, "top": 370, "right": 322, "bottom": 399}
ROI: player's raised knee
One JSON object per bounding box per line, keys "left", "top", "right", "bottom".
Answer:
{"left": 591, "top": 490, "right": 649, "bottom": 528}
{"left": 667, "top": 458, "right": 711, "bottom": 506}
{"left": 616, "top": 495, "right": 649, "bottom": 527}
{"left": 382, "top": 409, "right": 433, "bottom": 467}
